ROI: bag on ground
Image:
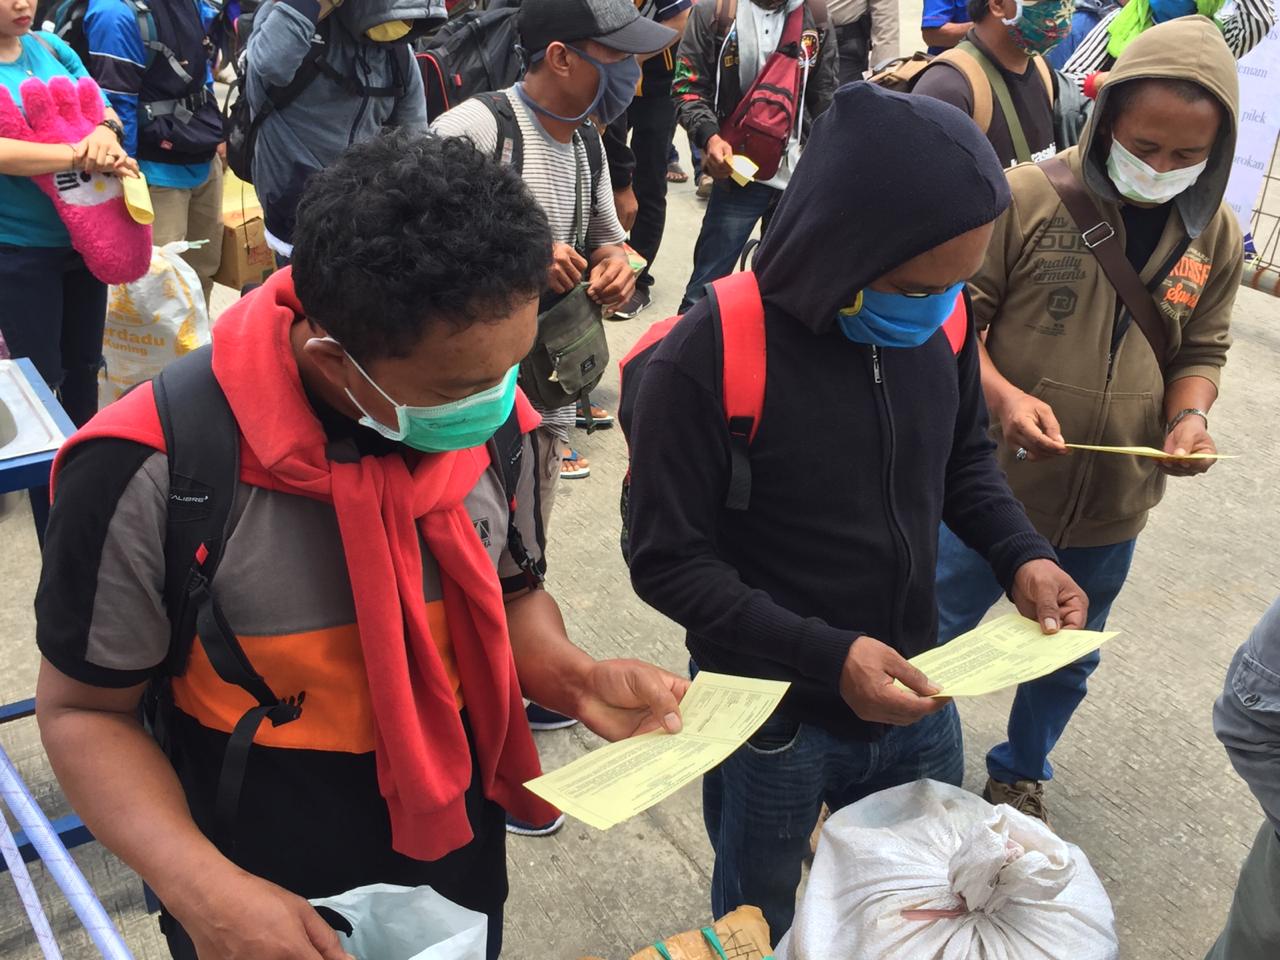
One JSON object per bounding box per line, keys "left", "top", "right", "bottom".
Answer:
{"left": 100, "top": 241, "right": 210, "bottom": 406}
{"left": 778, "top": 779, "right": 1119, "bottom": 960}
{"left": 309, "top": 884, "right": 487, "bottom": 960}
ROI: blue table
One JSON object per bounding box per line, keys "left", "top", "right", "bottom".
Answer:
{"left": 0, "top": 357, "right": 77, "bottom": 495}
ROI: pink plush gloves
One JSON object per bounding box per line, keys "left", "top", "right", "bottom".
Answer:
{"left": 0, "top": 76, "right": 151, "bottom": 284}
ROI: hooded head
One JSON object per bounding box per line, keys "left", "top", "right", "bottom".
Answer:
{"left": 336, "top": 0, "right": 446, "bottom": 44}
{"left": 753, "top": 83, "right": 1011, "bottom": 334}
{"left": 1081, "top": 16, "right": 1239, "bottom": 238}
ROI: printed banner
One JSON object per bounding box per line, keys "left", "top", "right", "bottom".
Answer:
{"left": 1225, "top": 5, "right": 1280, "bottom": 236}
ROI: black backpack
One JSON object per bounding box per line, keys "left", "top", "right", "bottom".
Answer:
{"left": 224, "top": 17, "right": 412, "bottom": 183}
{"left": 415, "top": 7, "right": 522, "bottom": 122}
{"left": 147, "top": 344, "right": 542, "bottom": 849}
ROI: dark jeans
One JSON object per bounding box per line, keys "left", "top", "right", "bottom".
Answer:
{"left": 703, "top": 701, "right": 964, "bottom": 944}
{"left": 680, "top": 179, "right": 779, "bottom": 311}
{"left": 835, "top": 15, "right": 872, "bottom": 86}
{"left": 627, "top": 94, "right": 679, "bottom": 289}
{"left": 0, "top": 244, "right": 106, "bottom": 543}
{"left": 934, "top": 523, "right": 1137, "bottom": 783}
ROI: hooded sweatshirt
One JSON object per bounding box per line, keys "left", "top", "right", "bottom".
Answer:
{"left": 627, "top": 83, "right": 1054, "bottom": 739}
{"left": 972, "top": 16, "right": 1243, "bottom": 549}
{"left": 246, "top": 0, "right": 433, "bottom": 250}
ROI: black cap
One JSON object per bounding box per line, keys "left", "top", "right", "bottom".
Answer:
{"left": 517, "top": 0, "right": 678, "bottom": 57}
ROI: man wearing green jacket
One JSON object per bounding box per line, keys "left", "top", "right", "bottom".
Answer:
{"left": 934, "top": 16, "right": 1244, "bottom": 823}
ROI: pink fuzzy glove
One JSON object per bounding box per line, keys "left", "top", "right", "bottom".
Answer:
{"left": 0, "top": 75, "right": 151, "bottom": 284}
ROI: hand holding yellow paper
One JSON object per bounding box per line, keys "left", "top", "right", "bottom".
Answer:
{"left": 122, "top": 171, "right": 154, "bottom": 225}
{"left": 1065, "top": 442, "right": 1235, "bottom": 460}
{"left": 906, "top": 613, "right": 1118, "bottom": 697}
{"left": 525, "top": 672, "right": 789, "bottom": 830}
{"left": 729, "top": 154, "right": 759, "bottom": 186}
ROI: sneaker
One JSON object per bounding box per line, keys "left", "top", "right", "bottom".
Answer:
{"left": 696, "top": 173, "right": 714, "bottom": 199}
{"left": 610, "top": 285, "right": 651, "bottom": 321}
{"left": 525, "top": 702, "right": 578, "bottom": 730}
{"left": 506, "top": 812, "right": 566, "bottom": 837}
{"left": 982, "top": 777, "right": 1050, "bottom": 826}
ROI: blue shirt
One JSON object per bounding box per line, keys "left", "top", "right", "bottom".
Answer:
{"left": 921, "top": 0, "right": 971, "bottom": 54}
{"left": 0, "top": 33, "right": 111, "bottom": 248}
{"left": 83, "top": 0, "right": 214, "bottom": 188}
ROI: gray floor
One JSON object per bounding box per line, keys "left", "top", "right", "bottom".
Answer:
{"left": 5, "top": 61, "right": 1280, "bottom": 960}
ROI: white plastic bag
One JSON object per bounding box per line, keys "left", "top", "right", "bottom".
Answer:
{"left": 309, "top": 884, "right": 487, "bottom": 960}
{"left": 778, "top": 780, "right": 1118, "bottom": 960}
{"left": 99, "top": 241, "right": 210, "bottom": 407}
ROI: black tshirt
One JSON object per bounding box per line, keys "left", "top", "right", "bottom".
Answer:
{"left": 1121, "top": 200, "right": 1173, "bottom": 273}
{"left": 911, "top": 32, "right": 1057, "bottom": 169}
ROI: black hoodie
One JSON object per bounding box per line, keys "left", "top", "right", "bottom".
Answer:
{"left": 627, "top": 84, "right": 1056, "bottom": 739}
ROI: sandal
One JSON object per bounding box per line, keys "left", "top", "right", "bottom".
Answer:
{"left": 575, "top": 403, "right": 614, "bottom": 429}
{"left": 667, "top": 161, "right": 689, "bottom": 183}
{"left": 560, "top": 449, "right": 590, "bottom": 480}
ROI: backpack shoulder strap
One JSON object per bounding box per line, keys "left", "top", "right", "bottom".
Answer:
{"left": 152, "top": 346, "right": 303, "bottom": 849}
{"left": 935, "top": 45, "right": 993, "bottom": 135}
{"left": 580, "top": 121, "right": 603, "bottom": 219}
{"left": 488, "top": 408, "right": 544, "bottom": 590}
{"left": 1038, "top": 156, "right": 1170, "bottom": 369}
{"left": 942, "top": 289, "right": 968, "bottom": 355}
{"left": 956, "top": 39, "right": 1030, "bottom": 162}
{"left": 708, "top": 271, "right": 766, "bottom": 512}
{"left": 1033, "top": 54, "right": 1054, "bottom": 106}
{"left": 124, "top": 0, "right": 158, "bottom": 68}
{"left": 475, "top": 90, "right": 523, "bottom": 172}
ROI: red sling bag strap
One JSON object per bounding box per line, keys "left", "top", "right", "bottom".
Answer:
{"left": 708, "top": 271, "right": 768, "bottom": 510}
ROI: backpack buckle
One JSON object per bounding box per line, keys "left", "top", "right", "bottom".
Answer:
{"left": 266, "top": 692, "right": 305, "bottom": 727}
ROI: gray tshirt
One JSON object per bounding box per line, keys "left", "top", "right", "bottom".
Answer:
{"left": 1215, "top": 598, "right": 1280, "bottom": 834}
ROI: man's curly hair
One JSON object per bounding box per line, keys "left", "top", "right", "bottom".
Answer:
{"left": 291, "top": 131, "right": 552, "bottom": 362}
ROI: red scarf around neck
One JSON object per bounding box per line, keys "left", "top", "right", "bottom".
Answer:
{"left": 56, "top": 269, "right": 558, "bottom": 859}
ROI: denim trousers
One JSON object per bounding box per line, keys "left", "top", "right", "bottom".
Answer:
{"left": 934, "top": 523, "right": 1137, "bottom": 783}
{"left": 680, "top": 179, "right": 778, "bottom": 311}
{"left": 702, "top": 701, "right": 964, "bottom": 943}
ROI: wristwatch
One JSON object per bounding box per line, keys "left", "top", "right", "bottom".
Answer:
{"left": 1166, "top": 408, "right": 1209, "bottom": 434}
{"left": 98, "top": 118, "right": 125, "bottom": 145}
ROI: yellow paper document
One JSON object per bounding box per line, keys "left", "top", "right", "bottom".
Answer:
{"left": 907, "top": 613, "right": 1118, "bottom": 697}
{"left": 1065, "top": 442, "right": 1235, "bottom": 460}
{"left": 525, "top": 672, "right": 789, "bottom": 830}
{"left": 729, "top": 154, "right": 759, "bottom": 186}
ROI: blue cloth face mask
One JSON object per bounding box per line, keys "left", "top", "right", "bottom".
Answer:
{"left": 836, "top": 283, "right": 965, "bottom": 348}
{"left": 321, "top": 338, "right": 519, "bottom": 452}
{"left": 519, "top": 45, "right": 640, "bottom": 125}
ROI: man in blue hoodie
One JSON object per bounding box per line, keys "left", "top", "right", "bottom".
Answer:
{"left": 83, "top": 0, "right": 224, "bottom": 300}
{"left": 626, "top": 83, "right": 1088, "bottom": 942}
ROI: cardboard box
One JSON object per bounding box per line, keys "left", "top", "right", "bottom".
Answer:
{"left": 213, "top": 214, "right": 275, "bottom": 291}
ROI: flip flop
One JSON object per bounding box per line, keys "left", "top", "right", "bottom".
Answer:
{"left": 575, "top": 404, "right": 614, "bottom": 429}
{"left": 561, "top": 449, "right": 590, "bottom": 480}
{"left": 667, "top": 161, "right": 689, "bottom": 183}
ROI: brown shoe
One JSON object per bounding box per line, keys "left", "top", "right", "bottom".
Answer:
{"left": 982, "top": 777, "right": 1050, "bottom": 826}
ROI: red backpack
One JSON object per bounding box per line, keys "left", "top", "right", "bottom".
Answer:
{"left": 717, "top": 0, "right": 816, "bottom": 181}
{"left": 616, "top": 272, "right": 969, "bottom": 562}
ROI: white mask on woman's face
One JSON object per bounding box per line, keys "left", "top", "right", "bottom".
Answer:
{"left": 1106, "top": 138, "right": 1207, "bottom": 204}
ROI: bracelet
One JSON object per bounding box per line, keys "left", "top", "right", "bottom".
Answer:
{"left": 67, "top": 143, "right": 77, "bottom": 171}
{"left": 98, "top": 118, "right": 125, "bottom": 145}
{"left": 1166, "top": 408, "right": 1208, "bottom": 434}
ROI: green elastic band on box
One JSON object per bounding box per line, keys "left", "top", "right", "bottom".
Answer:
{"left": 700, "top": 928, "right": 730, "bottom": 960}
{"left": 654, "top": 944, "right": 673, "bottom": 960}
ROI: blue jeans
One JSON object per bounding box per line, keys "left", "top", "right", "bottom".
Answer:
{"left": 934, "top": 524, "right": 1137, "bottom": 784}
{"left": 680, "top": 179, "right": 777, "bottom": 311}
{"left": 703, "top": 702, "right": 964, "bottom": 944}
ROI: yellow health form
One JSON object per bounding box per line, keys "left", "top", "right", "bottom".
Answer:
{"left": 1065, "top": 442, "right": 1236, "bottom": 460}
{"left": 525, "top": 672, "right": 790, "bottom": 830}
{"left": 907, "top": 613, "right": 1119, "bottom": 698}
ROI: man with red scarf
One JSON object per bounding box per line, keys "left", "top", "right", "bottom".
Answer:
{"left": 32, "top": 132, "right": 687, "bottom": 960}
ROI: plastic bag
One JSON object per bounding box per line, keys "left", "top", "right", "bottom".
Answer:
{"left": 99, "top": 241, "right": 210, "bottom": 407}
{"left": 309, "top": 884, "right": 487, "bottom": 960}
{"left": 778, "top": 780, "right": 1118, "bottom": 960}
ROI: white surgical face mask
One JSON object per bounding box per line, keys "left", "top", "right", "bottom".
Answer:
{"left": 1106, "top": 138, "right": 1207, "bottom": 205}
